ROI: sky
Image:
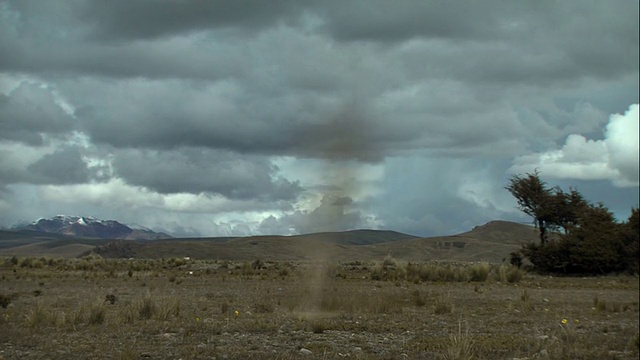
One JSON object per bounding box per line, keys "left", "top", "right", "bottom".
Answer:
{"left": 0, "top": 0, "right": 638, "bottom": 238}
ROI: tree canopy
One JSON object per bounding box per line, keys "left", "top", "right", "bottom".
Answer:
{"left": 506, "top": 171, "right": 639, "bottom": 275}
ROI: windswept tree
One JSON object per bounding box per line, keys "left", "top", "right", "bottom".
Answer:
{"left": 505, "top": 171, "right": 555, "bottom": 244}
{"left": 550, "top": 187, "right": 588, "bottom": 235}
{"left": 507, "top": 171, "right": 639, "bottom": 275}
{"left": 506, "top": 172, "right": 589, "bottom": 244}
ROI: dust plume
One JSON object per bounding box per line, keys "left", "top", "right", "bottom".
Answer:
{"left": 298, "top": 101, "right": 378, "bottom": 313}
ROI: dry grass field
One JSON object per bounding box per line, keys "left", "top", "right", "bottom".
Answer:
{"left": 0, "top": 256, "right": 638, "bottom": 360}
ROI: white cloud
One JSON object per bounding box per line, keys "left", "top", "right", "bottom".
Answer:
{"left": 606, "top": 104, "right": 639, "bottom": 185}
{"left": 510, "top": 104, "right": 639, "bottom": 187}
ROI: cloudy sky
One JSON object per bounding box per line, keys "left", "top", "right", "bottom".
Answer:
{"left": 0, "top": 1, "right": 638, "bottom": 237}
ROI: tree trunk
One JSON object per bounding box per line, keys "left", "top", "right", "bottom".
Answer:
{"left": 538, "top": 219, "right": 547, "bottom": 245}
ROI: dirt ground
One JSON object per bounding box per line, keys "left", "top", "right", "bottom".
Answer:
{"left": 0, "top": 258, "right": 638, "bottom": 359}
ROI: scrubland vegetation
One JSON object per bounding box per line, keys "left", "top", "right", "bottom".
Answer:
{"left": 1, "top": 255, "right": 638, "bottom": 359}
{"left": 507, "top": 172, "right": 639, "bottom": 275}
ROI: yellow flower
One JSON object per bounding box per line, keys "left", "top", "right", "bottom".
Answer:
{"left": 561, "top": 318, "right": 568, "bottom": 324}
{"left": 195, "top": 317, "right": 201, "bottom": 322}
{"left": 234, "top": 310, "right": 240, "bottom": 317}
{"left": 574, "top": 319, "right": 580, "bottom": 324}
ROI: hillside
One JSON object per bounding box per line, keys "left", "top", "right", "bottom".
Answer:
{"left": 0, "top": 230, "right": 117, "bottom": 258}
{"left": 89, "top": 221, "right": 538, "bottom": 263}
{"left": 0, "top": 221, "right": 540, "bottom": 263}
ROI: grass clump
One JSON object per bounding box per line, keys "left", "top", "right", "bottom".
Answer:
{"left": 24, "top": 302, "right": 52, "bottom": 328}
{"left": 468, "top": 262, "right": 490, "bottom": 282}
{"left": 157, "top": 298, "right": 180, "bottom": 320}
{"left": 434, "top": 295, "right": 454, "bottom": 314}
{"left": 412, "top": 289, "right": 428, "bottom": 307}
{"left": 138, "top": 295, "right": 157, "bottom": 320}
{"left": 370, "top": 256, "right": 406, "bottom": 281}
{"left": 497, "top": 264, "right": 524, "bottom": 283}
{"left": 519, "top": 289, "right": 533, "bottom": 313}
{"left": 443, "top": 322, "right": 475, "bottom": 360}
{"left": 87, "top": 300, "right": 106, "bottom": 325}
{"left": 309, "top": 319, "right": 328, "bottom": 334}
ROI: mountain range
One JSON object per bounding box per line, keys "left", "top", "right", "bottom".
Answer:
{"left": 8, "top": 215, "right": 171, "bottom": 241}
{"left": 0, "top": 216, "right": 539, "bottom": 263}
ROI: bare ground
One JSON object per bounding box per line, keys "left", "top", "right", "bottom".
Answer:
{"left": 0, "top": 258, "right": 638, "bottom": 360}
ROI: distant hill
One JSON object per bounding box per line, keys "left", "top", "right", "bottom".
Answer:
{"left": 90, "top": 229, "right": 419, "bottom": 260}
{"left": 89, "top": 221, "right": 539, "bottom": 263}
{"left": 0, "top": 230, "right": 116, "bottom": 258}
{"left": 0, "top": 220, "right": 540, "bottom": 262}
{"left": 9, "top": 215, "right": 172, "bottom": 240}
{"left": 292, "top": 229, "right": 419, "bottom": 245}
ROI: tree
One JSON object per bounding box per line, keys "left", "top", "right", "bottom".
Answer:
{"left": 619, "top": 207, "right": 640, "bottom": 274}
{"left": 505, "top": 171, "right": 555, "bottom": 244}
{"left": 507, "top": 172, "right": 639, "bottom": 275}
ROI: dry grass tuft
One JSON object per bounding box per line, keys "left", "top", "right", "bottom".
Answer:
{"left": 443, "top": 322, "right": 475, "bottom": 360}
{"left": 434, "top": 294, "right": 455, "bottom": 315}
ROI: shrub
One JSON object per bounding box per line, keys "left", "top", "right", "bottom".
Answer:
{"left": 0, "top": 294, "right": 11, "bottom": 308}
{"left": 412, "top": 290, "right": 427, "bottom": 307}
{"left": 87, "top": 301, "right": 106, "bottom": 325}
{"left": 105, "top": 294, "right": 117, "bottom": 305}
{"left": 510, "top": 251, "right": 523, "bottom": 268}
{"left": 506, "top": 266, "right": 524, "bottom": 283}
{"left": 383, "top": 255, "right": 398, "bottom": 267}
{"left": 241, "top": 261, "right": 254, "bottom": 276}
{"left": 434, "top": 296, "right": 454, "bottom": 314}
{"left": 138, "top": 296, "right": 157, "bottom": 319}
{"left": 310, "top": 319, "right": 328, "bottom": 334}
{"left": 20, "top": 257, "right": 34, "bottom": 268}
{"left": 278, "top": 267, "right": 290, "bottom": 277}
{"left": 468, "top": 263, "right": 490, "bottom": 282}
{"left": 252, "top": 258, "right": 265, "bottom": 270}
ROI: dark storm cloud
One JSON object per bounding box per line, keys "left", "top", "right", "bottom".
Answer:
{"left": 315, "top": 1, "right": 502, "bottom": 42}
{"left": 0, "top": 0, "right": 637, "bottom": 237}
{"left": 0, "top": 82, "right": 75, "bottom": 145}
{"left": 26, "top": 146, "right": 90, "bottom": 185}
{"left": 76, "top": 0, "right": 306, "bottom": 42}
{"left": 111, "top": 148, "right": 301, "bottom": 201}
{"left": 316, "top": 0, "right": 639, "bottom": 81}
{"left": 68, "top": 79, "right": 421, "bottom": 161}
{"left": 3, "top": 0, "right": 636, "bottom": 86}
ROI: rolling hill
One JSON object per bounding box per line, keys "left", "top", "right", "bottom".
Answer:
{"left": 0, "top": 220, "right": 540, "bottom": 263}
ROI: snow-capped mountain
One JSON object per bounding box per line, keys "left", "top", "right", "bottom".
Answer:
{"left": 16, "top": 215, "right": 171, "bottom": 240}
